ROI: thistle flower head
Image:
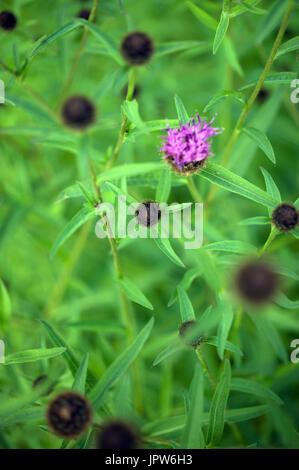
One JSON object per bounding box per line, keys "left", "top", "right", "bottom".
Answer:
{"left": 160, "top": 113, "right": 223, "bottom": 174}
{"left": 46, "top": 391, "right": 93, "bottom": 439}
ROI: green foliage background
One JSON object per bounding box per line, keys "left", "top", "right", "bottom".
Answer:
{"left": 0, "top": 0, "right": 298, "bottom": 449}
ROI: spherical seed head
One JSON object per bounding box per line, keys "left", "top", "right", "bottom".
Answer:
{"left": 46, "top": 391, "right": 93, "bottom": 439}
{"left": 272, "top": 203, "right": 299, "bottom": 232}
{"left": 135, "top": 200, "right": 161, "bottom": 227}
{"left": 97, "top": 420, "right": 139, "bottom": 449}
{"left": 77, "top": 9, "right": 91, "bottom": 20}
{"left": 235, "top": 260, "right": 278, "bottom": 305}
{"left": 160, "top": 114, "right": 223, "bottom": 175}
{"left": 179, "top": 320, "right": 203, "bottom": 348}
{"left": 62, "top": 96, "right": 96, "bottom": 130}
{"left": 0, "top": 11, "right": 17, "bottom": 31}
{"left": 121, "top": 32, "right": 154, "bottom": 66}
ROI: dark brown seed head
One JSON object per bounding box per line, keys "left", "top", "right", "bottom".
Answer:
{"left": 120, "top": 32, "right": 154, "bottom": 66}
{"left": 178, "top": 320, "right": 203, "bottom": 348}
{"left": 272, "top": 203, "right": 299, "bottom": 232}
{"left": 46, "top": 391, "right": 93, "bottom": 439}
{"left": 135, "top": 200, "right": 161, "bottom": 227}
{"left": 122, "top": 84, "right": 140, "bottom": 100}
{"left": 235, "top": 260, "right": 278, "bottom": 305}
{"left": 97, "top": 420, "right": 139, "bottom": 449}
{"left": 77, "top": 9, "right": 91, "bottom": 20}
{"left": 0, "top": 11, "right": 17, "bottom": 31}
{"left": 62, "top": 96, "right": 96, "bottom": 130}
{"left": 33, "top": 375, "right": 54, "bottom": 396}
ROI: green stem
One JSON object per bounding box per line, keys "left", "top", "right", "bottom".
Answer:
{"left": 104, "top": 68, "right": 136, "bottom": 170}
{"left": 258, "top": 227, "right": 278, "bottom": 257}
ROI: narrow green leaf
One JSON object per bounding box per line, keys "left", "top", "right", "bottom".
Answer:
{"left": 230, "top": 378, "right": 283, "bottom": 405}
{"left": 122, "top": 99, "right": 144, "bottom": 129}
{"left": 249, "top": 313, "right": 287, "bottom": 363}
{"left": 89, "top": 317, "right": 154, "bottom": 410}
{"left": 242, "top": 127, "right": 275, "bottom": 163}
{"left": 154, "top": 237, "right": 185, "bottom": 268}
{"left": 238, "top": 216, "right": 270, "bottom": 226}
{"left": 207, "top": 359, "right": 231, "bottom": 446}
{"left": 204, "top": 90, "right": 244, "bottom": 112}
{"left": 260, "top": 167, "right": 281, "bottom": 216}
{"left": 187, "top": 1, "right": 217, "bottom": 30}
{"left": 72, "top": 353, "right": 89, "bottom": 394}
{"left": 174, "top": 94, "right": 189, "bottom": 125}
{"left": 50, "top": 206, "right": 95, "bottom": 259}
{"left": 98, "top": 163, "right": 164, "bottom": 183}
{"left": 182, "top": 363, "right": 205, "bottom": 449}
{"left": 152, "top": 340, "right": 183, "bottom": 367}
{"left": 275, "top": 292, "right": 299, "bottom": 310}
{"left": 119, "top": 277, "right": 153, "bottom": 310}
{"left": 204, "top": 240, "right": 257, "bottom": 255}
{"left": 3, "top": 347, "right": 66, "bottom": 365}
{"left": 223, "top": 37, "right": 244, "bottom": 77}
{"left": 199, "top": 162, "right": 278, "bottom": 209}
{"left": 276, "top": 36, "right": 299, "bottom": 59}
{"left": 206, "top": 337, "right": 243, "bottom": 357}
{"left": 216, "top": 298, "right": 234, "bottom": 360}
{"left": 239, "top": 72, "right": 298, "bottom": 91}
{"left": 0, "top": 279, "right": 11, "bottom": 333}
{"left": 177, "top": 287, "right": 196, "bottom": 322}
{"left": 213, "top": 12, "right": 229, "bottom": 55}
{"left": 155, "top": 41, "right": 205, "bottom": 57}
{"left": 31, "top": 21, "right": 80, "bottom": 57}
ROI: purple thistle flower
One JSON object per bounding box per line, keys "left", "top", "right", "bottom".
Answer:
{"left": 160, "top": 113, "right": 223, "bottom": 174}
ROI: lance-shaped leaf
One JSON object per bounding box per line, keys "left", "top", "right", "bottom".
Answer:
{"left": 242, "top": 127, "right": 275, "bottom": 163}
{"left": 118, "top": 277, "right": 153, "bottom": 310}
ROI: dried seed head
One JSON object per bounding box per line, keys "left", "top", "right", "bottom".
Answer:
{"left": 135, "top": 200, "right": 161, "bottom": 227}
{"left": 77, "top": 9, "right": 91, "bottom": 20}
{"left": 0, "top": 11, "right": 17, "bottom": 31}
{"left": 62, "top": 96, "right": 96, "bottom": 130}
{"left": 46, "top": 391, "right": 93, "bottom": 439}
{"left": 178, "top": 320, "right": 204, "bottom": 348}
{"left": 97, "top": 420, "right": 139, "bottom": 449}
{"left": 120, "top": 32, "right": 154, "bottom": 66}
{"left": 272, "top": 203, "right": 299, "bottom": 232}
{"left": 33, "top": 375, "right": 54, "bottom": 396}
{"left": 235, "top": 260, "right": 278, "bottom": 305}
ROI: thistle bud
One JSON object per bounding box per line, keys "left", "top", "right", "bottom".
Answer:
{"left": 77, "top": 9, "right": 91, "bottom": 20}
{"left": 178, "top": 320, "right": 204, "bottom": 348}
